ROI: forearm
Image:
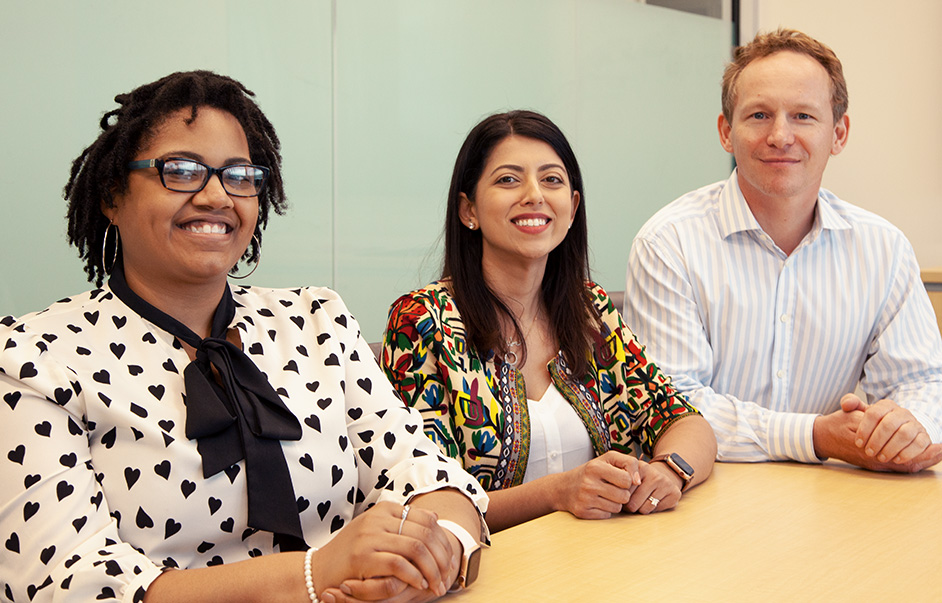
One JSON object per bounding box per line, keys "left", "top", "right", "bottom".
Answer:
{"left": 144, "top": 552, "right": 307, "bottom": 603}
{"left": 652, "top": 414, "right": 716, "bottom": 489}
{"left": 409, "top": 487, "right": 486, "bottom": 543}
{"left": 475, "top": 475, "right": 565, "bottom": 532}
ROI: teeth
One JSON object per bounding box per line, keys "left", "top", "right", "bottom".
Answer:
{"left": 184, "top": 222, "right": 229, "bottom": 234}
{"left": 515, "top": 218, "right": 548, "bottom": 227}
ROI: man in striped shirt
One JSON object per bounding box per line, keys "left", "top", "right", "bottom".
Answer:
{"left": 625, "top": 29, "right": 942, "bottom": 472}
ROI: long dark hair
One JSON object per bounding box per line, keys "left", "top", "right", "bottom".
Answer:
{"left": 65, "top": 70, "right": 286, "bottom": 286}
{"left": 442, "top": 110, "right": 598, "bottom": 377}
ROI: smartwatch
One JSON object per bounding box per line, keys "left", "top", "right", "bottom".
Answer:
{"left": 651, "top": 453, "right": 694, "bottom": 492}
{"left": 436, "top": 519, "right": 483, "bottom": 591}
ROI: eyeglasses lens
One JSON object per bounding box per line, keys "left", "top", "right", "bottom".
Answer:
{"left": 161, "top": 159, "right": 265, "bottom": 196}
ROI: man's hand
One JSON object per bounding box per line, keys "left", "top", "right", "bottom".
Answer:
{"left": 813, "top": 394, "right": 942, "bottom": 472}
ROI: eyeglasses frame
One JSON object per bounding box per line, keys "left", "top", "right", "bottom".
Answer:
{"left": 127, "top": 158, "right": 270, "bottom": 197}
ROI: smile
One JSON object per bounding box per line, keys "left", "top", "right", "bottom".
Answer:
{"left": 512, "top": 218, "right": 549, "bottom": 227}
{"left": 180, "top": 221, "right": 232, "bottom": 234}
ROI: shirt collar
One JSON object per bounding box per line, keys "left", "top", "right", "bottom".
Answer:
{"left": 717, "top": 169, "right": 852, "bottom": 242}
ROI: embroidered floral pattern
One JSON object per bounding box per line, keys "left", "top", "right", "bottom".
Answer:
{"left": 383, "top": 281, "right": 698, "bottom": 491}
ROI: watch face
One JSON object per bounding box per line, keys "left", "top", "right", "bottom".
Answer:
{"left": 465, "top": 547, "right": 483, "bottom": 587}
{"left": 669, "top": 453, "right": 694, "bottom": 477}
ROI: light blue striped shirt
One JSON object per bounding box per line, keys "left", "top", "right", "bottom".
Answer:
{"left": 625, "top": 170, "right": 942, "bottom": 463}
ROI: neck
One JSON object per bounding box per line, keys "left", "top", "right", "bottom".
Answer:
{"left": 122, "top": 267, "right": 227, "bottom": 338}
{"left": 481, "top": 253, "right": 545, "bottom": 327}
{"left": 740, "top": 188, "right": 818, "bottom": 257}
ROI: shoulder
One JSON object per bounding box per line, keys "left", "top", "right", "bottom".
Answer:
{"left": 387, "top": 281, "right": 457, "bottom": 320}
{"left": 1, "top": 289, "right": 114, "bottom": 345}
{"left": 820, "top": 189, "right": 909, "bottom": 241}
{"left": 0, "top": 289, "right": 107, "bottom": 390}
{"left": 232, "top": 284, "right": 362, "bottom": 339}
{"left": 635, "top": 179, "right": 727, "bottom": 242}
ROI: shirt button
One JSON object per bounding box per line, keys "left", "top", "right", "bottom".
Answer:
{"left": 549, "top": 451, "right": 559, "bottom": 460}
{"left": 780, "top": 314, "right": 789, "bottom": 323}
{"left": 776, "top": 369, "right": 786, "bottom": 379}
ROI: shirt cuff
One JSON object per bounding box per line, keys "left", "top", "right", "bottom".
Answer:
{"left": 908, "top": 408, "right": 942, "bottom": 444}
{"left": 766, "top": 412, "right": 822, "bottom": 464}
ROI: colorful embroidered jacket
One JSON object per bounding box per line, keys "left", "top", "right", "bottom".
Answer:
{"left": 382, "top": 281, "right": 698, "bottom": 491}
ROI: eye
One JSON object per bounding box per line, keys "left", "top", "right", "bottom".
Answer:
{"left": 796, "top": 112, "right": 812, "bottom": 120}
{"left": 496, "top": 174, "right": 519, "bottom": 185}
{"left": 162, "top": 160, "right": 204, "bottom": 182}
{"left": 543, "top": 175, "right": 565, "bottom": 185}
{"left": 750, "top": 112, "right": 767, "bottom": 120}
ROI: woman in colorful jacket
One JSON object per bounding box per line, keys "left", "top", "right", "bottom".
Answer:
{"left": 382, "top": 110, "right": 716, "bottom": 532}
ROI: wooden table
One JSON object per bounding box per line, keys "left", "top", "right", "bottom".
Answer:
{"left": 451, "top": 462, "right": 942, "bottom": 602}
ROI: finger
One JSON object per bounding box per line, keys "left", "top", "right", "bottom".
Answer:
{"left": 397, "top": 509, "right": 452, "bottom": 594}
{"left": 872, "top": 419, "right": 922, "bottom": 463}
{"left": 840, "top": 393, "right": 867, "bottom": 412}
{"left": 386, "top": 530, "right": 451, "bottom": 596}
{"left": 890, "top": 431, "right": 932, "bottom": 464}
{"left": 359, "top": 548, "right": 429, "bottom": 593}
{"left": 907, "top": 444, "right": 942, "bottom": 472}
{"left": 332, "top": 576, "right": 410, "bottom": 602}
{"left": 623, "top": 482, "right": 655, "bottom": 513}
{"left": 855, "top": 401, "right": 895, "bottom": 452}
{"left": 593, "top": 455, "right": 639, "bottom": 489}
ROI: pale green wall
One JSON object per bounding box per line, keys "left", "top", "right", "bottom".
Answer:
{"left": 0, "top": 0, "right": 731, "bottom": 341}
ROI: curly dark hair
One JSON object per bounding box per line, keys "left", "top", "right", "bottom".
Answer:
{"left": 442, "top": 110, "right": 599, "bottom": 378}
{"left": 65, "top": 70, "right": 287, "bottom": 286}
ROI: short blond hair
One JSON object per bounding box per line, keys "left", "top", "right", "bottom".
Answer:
{"left": 722, "top": 28, "right": 848, "bottom": 123}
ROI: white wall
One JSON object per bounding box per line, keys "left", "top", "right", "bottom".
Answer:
{"left": 743, "top": 0, "right": 942, "bottom": 269}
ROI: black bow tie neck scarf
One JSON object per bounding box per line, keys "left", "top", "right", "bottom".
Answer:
{"left": 109, "top": 263, "right": 306, "bottom": 550}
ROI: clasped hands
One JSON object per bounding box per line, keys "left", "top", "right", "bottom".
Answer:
{"left": 813, "top": 393, "right": 942, "bottom": 472}
{"left": 555, "top": 450, "right": 682, "bottom": 520}
{"left": 312, "top": 501, "right": 461, "bottom": 603}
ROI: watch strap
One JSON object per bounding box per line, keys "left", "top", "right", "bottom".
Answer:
{"left": 436, "top": 519, "right": 481, "bottom": 590}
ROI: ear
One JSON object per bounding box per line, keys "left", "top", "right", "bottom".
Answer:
{"left": 570, "top": 190, "right": 581, "bottom": 222}
{"left": 717, "top": 113, "right": 734, "bottom": 154}
{"left": 458, "top": 192, "right": 476, "bottom": 227}
{"left": 100, "top": 197, "right": 118, "bottom": 223}
{"left": 830, "top": 113, "right": 850, "bottom": 156}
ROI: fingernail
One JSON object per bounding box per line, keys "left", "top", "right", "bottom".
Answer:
{"left": 422, "top": 579, "right": 429, "bottom": 590}
{"left": 855, "top": 439, "right": 863, "bottom": 447}
{"left": 340, "top": 584, "right": 352, "bottom": 595}
{"left": 439, "top": 581, "right": 447, "bottom": 596}
{"left": 878, "top": 454, "right": 886, "bottom": 462}
{"left": 866, "top": 448, "right": 874, "bottom": 456}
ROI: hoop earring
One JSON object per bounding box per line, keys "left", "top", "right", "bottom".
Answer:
{"left": 230, "top": 235, "right": 261, "bottom": 280}
{"left": 101, "top": 221, "right": 119, "bottom": 275}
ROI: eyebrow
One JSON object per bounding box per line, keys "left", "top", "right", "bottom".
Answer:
{"left": 488, "top": 162, "right": 566, "bottom": 176}
{"left": 163, "top": 151, "right": 253, "bottom": 165}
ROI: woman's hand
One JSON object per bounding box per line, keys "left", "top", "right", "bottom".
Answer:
{"left": 552, "top": 450, "right": 641, "bottom": 519}
{"left": 622, "top": 460, "right": 682, "bottom": 514}
{"left": 312, "top": 501, "right": 457, "bottom": 602}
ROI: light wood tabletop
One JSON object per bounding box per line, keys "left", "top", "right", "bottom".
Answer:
{"left": 450, "top": 461, "right": 942, "bottom": 602}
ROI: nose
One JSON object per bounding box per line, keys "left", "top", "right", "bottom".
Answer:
{"left": 767, "top": 115, "right": 794, "bottom": 148}
{"left": 193, "top": 173, "right": 234, "bottom": 209}
{"left": 521, "top": 176, "right": 544, "bottom": 205}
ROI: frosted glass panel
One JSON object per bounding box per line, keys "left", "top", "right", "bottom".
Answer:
{"left": 0, "top": 1, "right": 332, "bottom": 314}
{"left": 1, "top": 0, "right": 731, "bottom": 344}
{"left": 334, "top": 1, "right": 732, "bottom": 339}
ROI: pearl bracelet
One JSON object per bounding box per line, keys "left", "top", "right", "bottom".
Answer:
{"left": 304, "top": 547, "right": 319, "bottom": 603}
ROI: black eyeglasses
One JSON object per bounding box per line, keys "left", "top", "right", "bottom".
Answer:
{"left": 128, "top": 158, "right": 270, "bottom": 197}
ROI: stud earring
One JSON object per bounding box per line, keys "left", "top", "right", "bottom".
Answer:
{"left": 468, "top": 221, "right": 476, "bottom": 230}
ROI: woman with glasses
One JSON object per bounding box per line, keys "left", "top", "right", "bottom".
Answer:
{"left": 382, "top": 110, "right": 716, "bottom": 532}
{"left": 0, "top": 71, "right": 486, "bottom": 603}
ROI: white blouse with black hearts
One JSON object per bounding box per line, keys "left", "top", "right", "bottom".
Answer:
{"left": 0, "top": 285, "right": 487, "bottom": 603}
